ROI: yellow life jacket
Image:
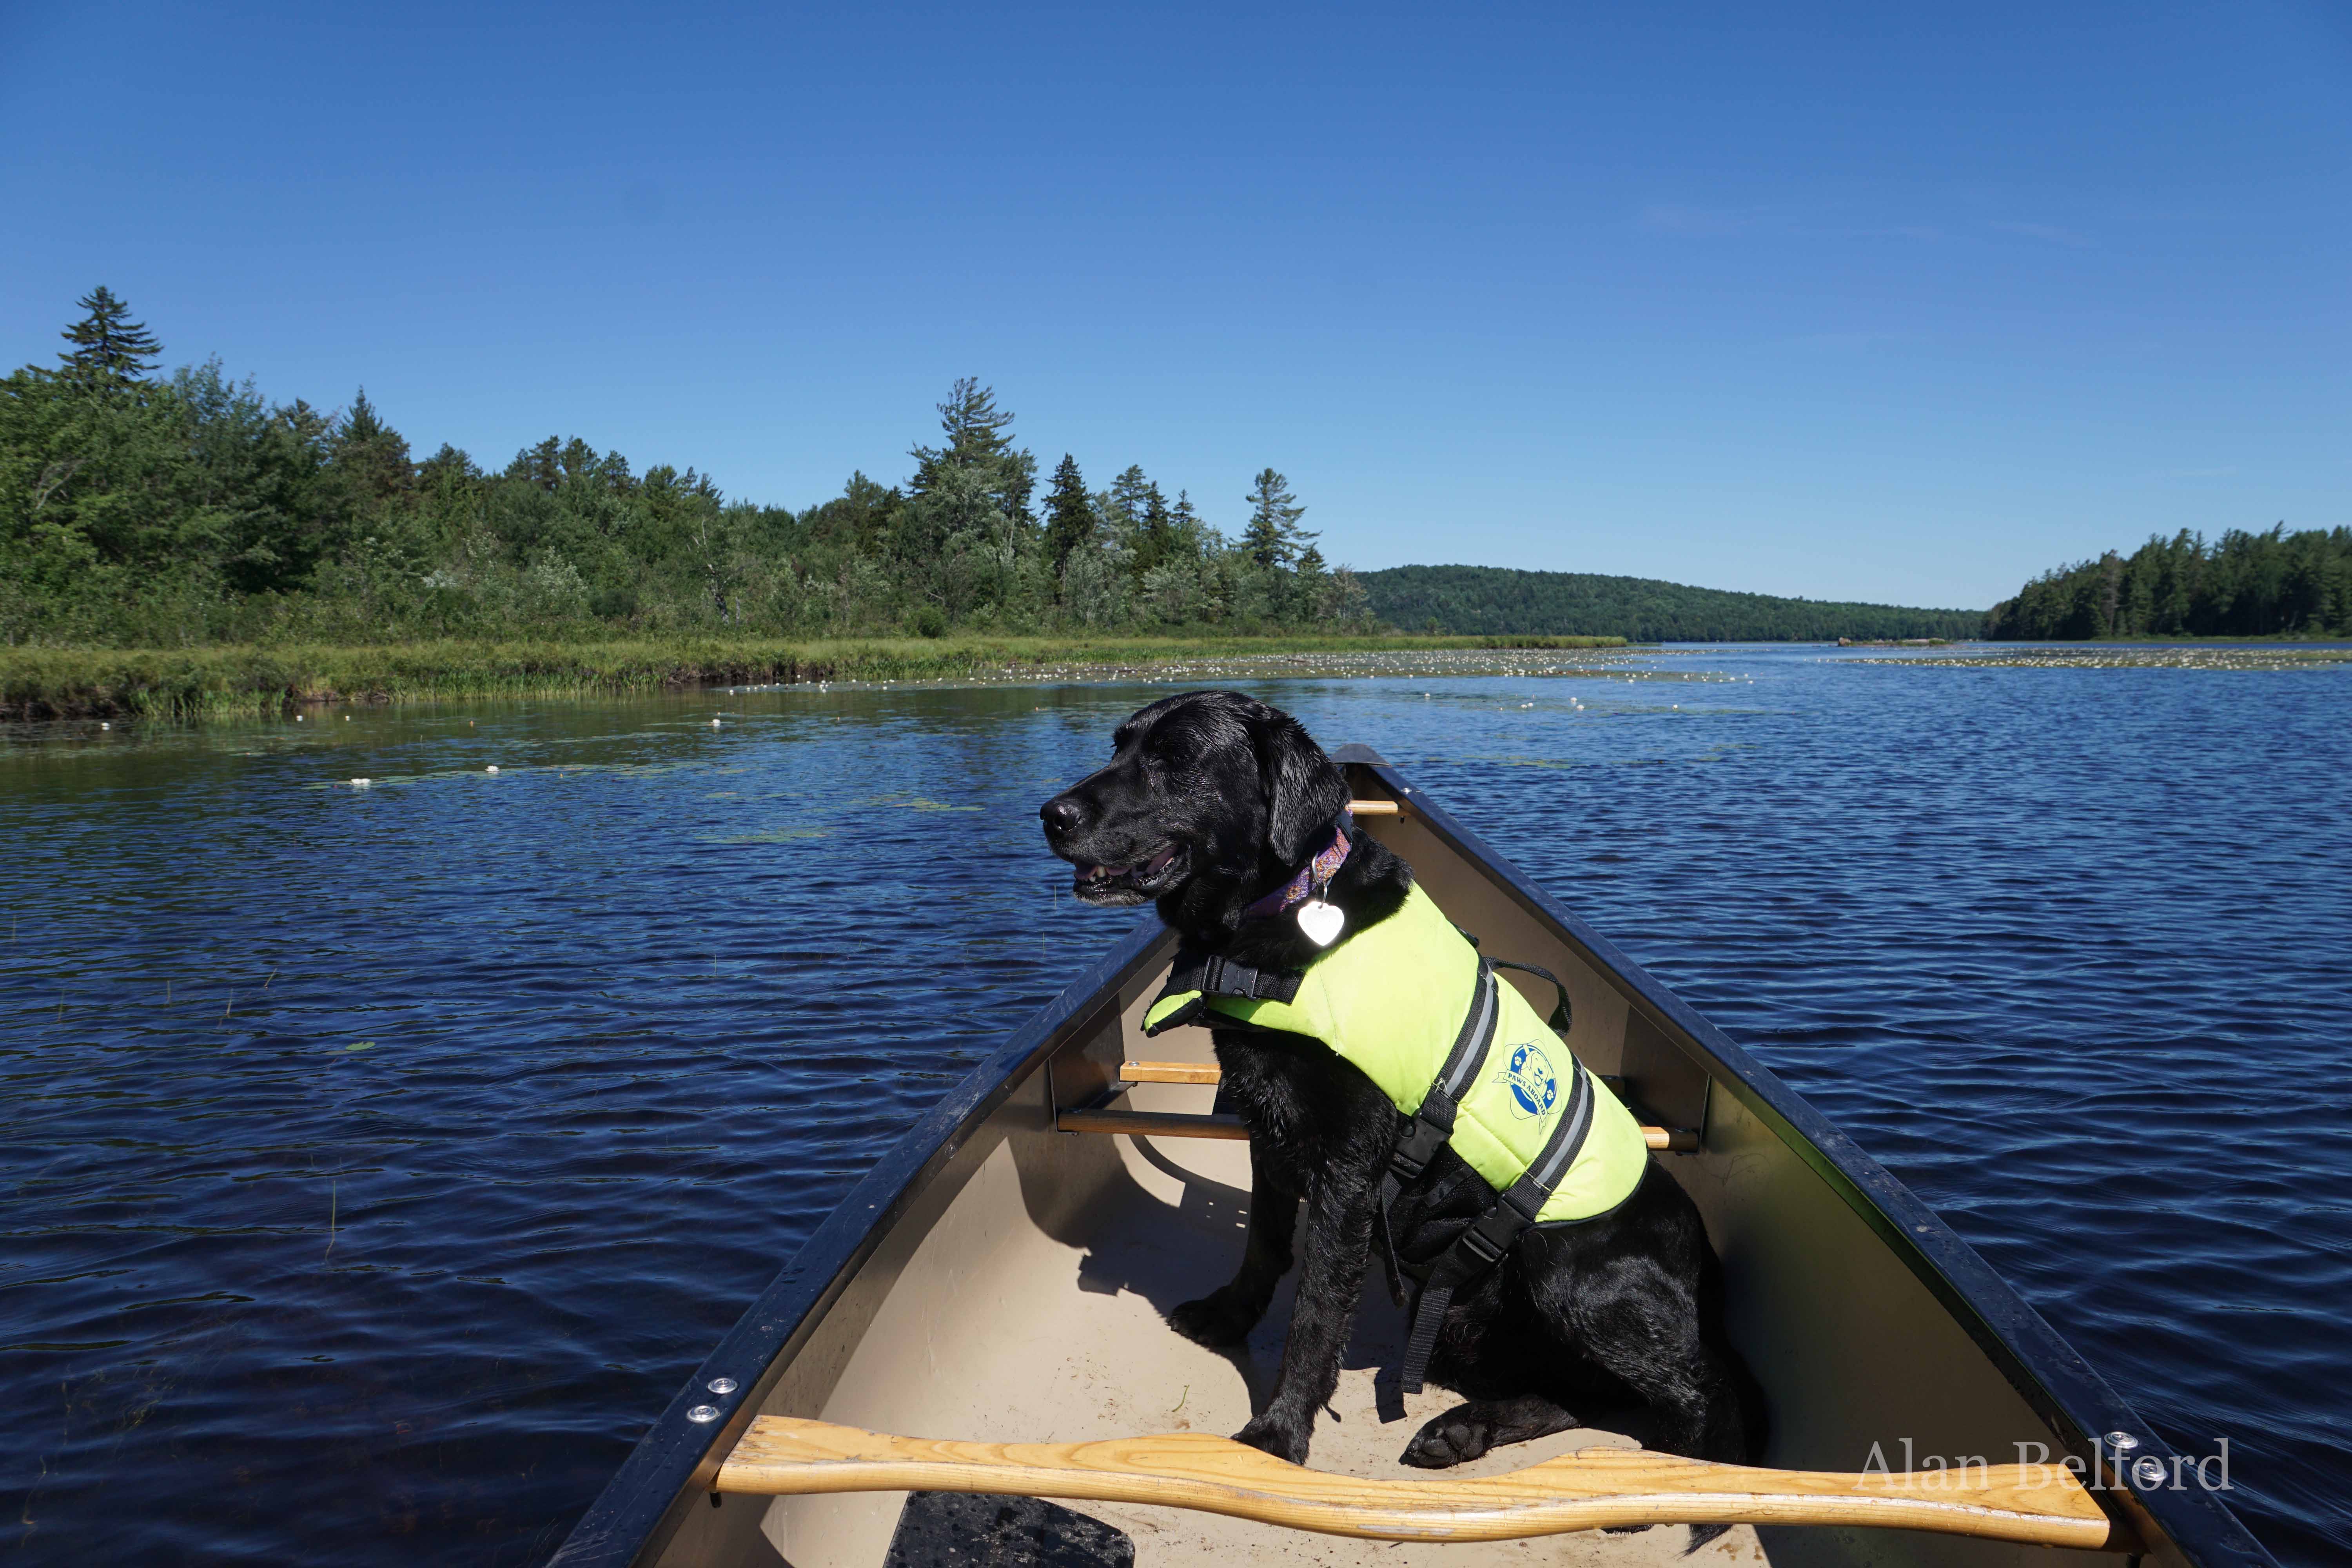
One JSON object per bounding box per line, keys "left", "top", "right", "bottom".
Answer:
{"left": 1141, "top": 882, "right": 1649, "bottom": 1225}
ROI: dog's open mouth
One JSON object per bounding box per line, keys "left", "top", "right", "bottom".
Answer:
{"left": 1071, "top": 843, "right": 1184, "bottom": 905}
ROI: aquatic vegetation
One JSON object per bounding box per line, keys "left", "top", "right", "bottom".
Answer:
{"left": 0, "top": 634, "right": 1628, "bottom": 721}
{"left": 1864, "top": 646, "right": 2352, "bottom": 673}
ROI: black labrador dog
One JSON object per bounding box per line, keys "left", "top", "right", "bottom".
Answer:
{"left": 1041, "top": 691, "right": 1761, "bottom": 1521}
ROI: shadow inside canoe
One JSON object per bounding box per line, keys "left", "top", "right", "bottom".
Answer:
{"left": 1031, "top": 1132, "right": 1665, "bottom": 1450}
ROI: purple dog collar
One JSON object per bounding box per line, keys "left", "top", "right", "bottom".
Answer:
{"left": 1242, "top": 811, "right": 1354, "bottom": 922}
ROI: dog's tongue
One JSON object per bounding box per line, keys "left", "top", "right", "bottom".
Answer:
{"left": 1143, "top": 846, "right": 1177, "bottom": 874}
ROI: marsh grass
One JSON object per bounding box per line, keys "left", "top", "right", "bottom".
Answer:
{"left": 0, "top": 633, "right": 1624, "bottom": 720}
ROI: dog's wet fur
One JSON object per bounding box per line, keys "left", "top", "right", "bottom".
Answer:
{"left": 1042, "top": 691, "right": 1763, "bottom": 1550}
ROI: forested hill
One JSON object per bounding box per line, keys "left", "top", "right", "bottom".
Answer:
{"left": 1361, "top": 565, "right": 1985, "bottom": 642}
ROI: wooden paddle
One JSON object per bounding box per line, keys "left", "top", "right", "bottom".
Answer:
{"left": 715, "top": 1416, "right": 2112, "bottom": 1548}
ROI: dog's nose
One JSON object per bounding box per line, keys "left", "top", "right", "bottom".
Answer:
{"left": 1040, "top": 797, "right": 1086, "bottom": 837}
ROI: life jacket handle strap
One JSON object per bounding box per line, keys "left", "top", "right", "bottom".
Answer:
{"left": 1487, "top": 958, "right": 1573, "bottom": 1036}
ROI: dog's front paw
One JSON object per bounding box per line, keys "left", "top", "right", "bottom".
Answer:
{"left": 1167, "top": 1289, "right": 1259, "bottom": 1348}
{"left": 1232, "top": 1412, "right": 1311, "bottom": 1466}
{"left": 1399, "top": 1408, "right": 1492, "bottom": 1469}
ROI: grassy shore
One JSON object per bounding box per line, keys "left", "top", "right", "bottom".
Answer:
{"left": 0, "top": 633, "right": 1627, "bottom": 720}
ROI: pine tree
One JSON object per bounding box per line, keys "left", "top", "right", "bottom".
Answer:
{"left": 1043, "top": 454, "right": 1096, "bottom": 570}
{"left": 1000, "top": 448, "right": 1038, "bottom": 532}
{"left": 507, "top": 437, "right": 551, "bottom": 489}
{"left": 1133, "top": 481, "right": 1173, "bottom": 574}
{"left": 910, "top": 377, "right": 1017, "bottom": 493}
{"left": 334, "top": 389, "right": 416, "bottom": 504}
{"left": 1106, "top": 465, "right": 1155, "bottom": 530}
{"left": 417, "top": 443, "right": 480, "bottom": 490}
{"left": 1169, "top": 490, "right": 1203, "bottom": 544}
{"left": 1242, "top": 468, "right": 1307, "bottom": 568}
{"left": 58, "top": 286, "right": 162, "bottom": 392}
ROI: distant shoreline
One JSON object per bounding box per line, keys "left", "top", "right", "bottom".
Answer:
{"left": 2010, "top": 634, "right": 2352, "bottom": 646}
{"left": 0, "top": 633, "right": 1629, "bottom": 722}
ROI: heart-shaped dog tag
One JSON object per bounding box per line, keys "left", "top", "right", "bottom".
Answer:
{"left": 1296, "top": 898, "right": 1345, "bottom": 947}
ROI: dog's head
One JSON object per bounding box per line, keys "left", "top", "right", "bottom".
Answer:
{"left": 1039, "top": 691, "right": 1351, "bottom": 931}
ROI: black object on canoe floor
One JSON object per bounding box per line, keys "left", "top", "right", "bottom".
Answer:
{"left": 883, "top": 1491, "right": 1134, "bottom": 1568}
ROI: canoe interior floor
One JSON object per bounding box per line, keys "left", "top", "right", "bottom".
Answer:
{"left": 759, "top": 1097, "right": 1770, "bottom": 1567}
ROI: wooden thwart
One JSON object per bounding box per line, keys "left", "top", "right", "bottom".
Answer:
{"left": 715, "top": 1416, "right": 2111, "bottom": 1549}
{"left": 1118, "top": 1061, "right": 1223, "bottom": 1085}
{"left": 1057, "top": 1107, "right": 1252, "bottom": 1140}
{"left": 1105, "top": 1063, "right": 1695, "bottom": 1152}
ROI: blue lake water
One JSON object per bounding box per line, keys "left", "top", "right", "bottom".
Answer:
{"left": 2, "top": 645, "right": 2347, "bottom": 1564}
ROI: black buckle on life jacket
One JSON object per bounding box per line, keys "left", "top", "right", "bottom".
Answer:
{"left": 1385, "top": 1090, "right": 1458, "bottom": 1186}
{"left": 1162, "top": 949, "right": 1303, "bottom": 1005}
{"left": 1199, "top": 954, "right": 1299, "bottom": 1002}
{"left": 1142, "top": 951, "right": 1305, "bottom": 1038}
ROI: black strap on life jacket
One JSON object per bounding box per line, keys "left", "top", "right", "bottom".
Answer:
{"left": 1373, "top": 962, "right": 1501, "bottom": 1313}
{"left": 1374, "top": 956, "right": 1595, "bottom": 1396}
{"left": 1394, "top": 1048, "right": 1595, "bottom": 1394}
{"left": 1171, "top": 950, "right": 1305, "bottom": 1004}
{"left": 1375, "top": 962, "right": 1500, "bottom": 1247}
{"left": 1140, "top": 949, "right": 1305, "bottom": 1036}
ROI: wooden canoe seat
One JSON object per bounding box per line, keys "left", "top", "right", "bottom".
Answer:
{"left": 714, "top": 1416, "right": 2111, "bottom": 1549}
{"left": 1117, "top": 1061, "right": 1224, "bottom": 1085}
{"left": 1075, "top": 1063, "right": 1700, "bottom": 1152}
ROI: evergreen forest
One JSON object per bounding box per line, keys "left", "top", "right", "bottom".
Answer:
{"left": 1, "top": 289, "right": 1367, "bottom": 648}
{"left": 1983, "top": 527, "right": 2352, "bottom": 640}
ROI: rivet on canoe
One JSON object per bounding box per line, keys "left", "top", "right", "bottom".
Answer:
{"left": 2133, "top": 1457, "right": 2167, "bottom": 1487}
{"left": 2105, "top": 1431, "right": 2140, "bottom": 1452}
{"left": 707, "top": 1377, "right": 738, "bottom": 1395}
{"left": 687, "top": 1405, "right": 721, "bottom": 1423}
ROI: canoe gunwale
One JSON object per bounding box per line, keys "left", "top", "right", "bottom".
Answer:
{"left": 548, "top": 745, "right": 2276, "bottom": 1568}
{"left": 1334, "top": 746, "right": 2273, "bottom": 1568}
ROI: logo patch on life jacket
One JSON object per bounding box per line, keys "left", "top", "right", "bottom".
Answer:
{"left": 1497, "top": 1041, "right": 1559, "bottom": 1120}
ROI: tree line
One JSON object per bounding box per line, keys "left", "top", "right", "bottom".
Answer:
{"left": 1359, "top": 565, "right": 1984, "bottom": 642}
{"left": 1984, "top": 526, "right": 2352, "bottom": 641}
{"left": 0, "top": 289, "right": 1371, "bottom": 647}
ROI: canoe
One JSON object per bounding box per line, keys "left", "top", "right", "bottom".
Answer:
{"left": 551, "top": 747, "right": 2273, "bottom": 1568}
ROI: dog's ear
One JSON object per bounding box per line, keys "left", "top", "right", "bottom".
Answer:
{"left": 1249, "top": 702, "right": 1350, "bottom": 866}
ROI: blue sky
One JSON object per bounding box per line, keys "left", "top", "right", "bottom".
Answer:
{"left": 4, "top": 1, "right": 2345, "bottom": 608}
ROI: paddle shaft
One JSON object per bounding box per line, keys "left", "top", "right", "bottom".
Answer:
{"left": 717, "top": 1417, "right": 2110, "bottom": 1548}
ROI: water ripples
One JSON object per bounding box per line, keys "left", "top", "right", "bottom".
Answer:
{"left": 2, "top": 650, "right": 2345, "bottom": 1563}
